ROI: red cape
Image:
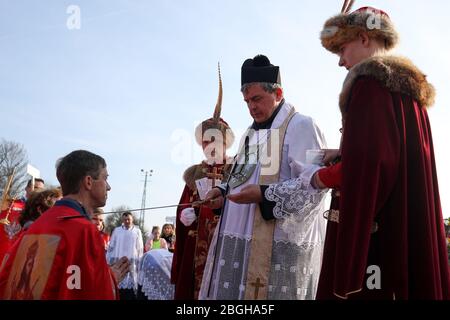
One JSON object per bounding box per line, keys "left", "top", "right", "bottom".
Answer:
{"left": 171, "top": 180, "right": 220, "bottom": 299}
{"left": 317, "top": 76, "right": 450, "bottom": 299}
{"left": 171, "top": 185, "right": 198, "bottom": 299}
{"left": 0, "top": 200, "right": 118, "bottom": 300}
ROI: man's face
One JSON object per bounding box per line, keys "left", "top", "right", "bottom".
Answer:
{"left": 243, "top": 84, "right": 282, "bottom": 123}
{"left": 91, "top": 167, "right": 111, "bottom": 208}
{"left": 338, "top": 36, "right": 371, "bottom": 70}
{"left": 25, "top": 180, "right": 45, "bottom": 199}
{"left": 122, "top": 215, "right": 133, "bottom": 228}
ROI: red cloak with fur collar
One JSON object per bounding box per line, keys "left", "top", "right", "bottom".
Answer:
{"left": 171, "top": 161, "right": 231, "bottom": 300}
{"left": 317, "top": 55, "right": 449, "bottom": 299}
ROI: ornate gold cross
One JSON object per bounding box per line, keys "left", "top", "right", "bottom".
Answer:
{"left": 206, "top": 167, "right": 223, "bottom": 187}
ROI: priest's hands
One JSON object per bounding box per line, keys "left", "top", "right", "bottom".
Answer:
{"left": 322, "top": 149, "right": 340, "bottom": 165}
{"left": 204, "top": 185, "right": 263, "bottom": 207}
{"left": 204, "top": 188, "right": 224, "bottom": 209}
{"left": 110, "top": 256, "right": 130, "bottom": 283}
{"left": 227, "top": 184, "right": 262, "bottom": 204}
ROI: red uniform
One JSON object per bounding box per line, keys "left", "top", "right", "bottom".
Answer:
{"left": 0, "top": 198, "right": 118, "bottom": 300}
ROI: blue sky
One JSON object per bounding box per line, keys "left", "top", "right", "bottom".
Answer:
{"left": 1, "top": 0, "right": 449, "bottom": 231}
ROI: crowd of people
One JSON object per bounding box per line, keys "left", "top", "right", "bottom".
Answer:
{"left": 0, "top": 2, "right": 449, "bottom": 300}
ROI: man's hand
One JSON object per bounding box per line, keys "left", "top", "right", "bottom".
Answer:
{"left": 322, "top": 149, "right": 340, "bottom": 165}
{"left": 311, "top": 171, "right": 327, "bottom": 189}
{"left": 204, "top": 188, "right": 224, "bottom": 209}
{"left": 110, "top": 256, "right": 130, "bottom": 283}
{"left": 227, "top": 184, "right": 262, "bottom": 204}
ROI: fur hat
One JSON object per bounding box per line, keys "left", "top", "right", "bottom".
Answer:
{"left": 195, "top": 64, "right": 235, "bottom": 149}
{"left": 320, "top": 1, "right": 399, "bottom": 54}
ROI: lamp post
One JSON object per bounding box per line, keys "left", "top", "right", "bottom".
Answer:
{"left": 140, "top": 169, "right": 153, "bottom": 231}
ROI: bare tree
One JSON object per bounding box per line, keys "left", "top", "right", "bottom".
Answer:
{"left": 0, "top": 139, "right": 28, "bottom": 199}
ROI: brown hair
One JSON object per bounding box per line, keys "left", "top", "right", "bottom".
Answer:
{"left": 19, "top": 188, "right": 62, "bottom": 226}
{"left": 161, "top": 223, "right": 174, "bottom": 237}
{"left": 56, "top": 150, "right": 106, "bottom": 196}
{"left": 151, "top": 226, "right": 160, "bottom": 233}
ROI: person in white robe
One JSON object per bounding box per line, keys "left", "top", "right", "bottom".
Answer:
{"left": 199, "top": 55, "right": 328, "bottom": 300}
{"left": 107, "top": 211, "right": 144, "bottom": 299}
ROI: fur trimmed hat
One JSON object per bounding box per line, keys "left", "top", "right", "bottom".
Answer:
{"left": 320, "top": 1, "right": 399, "bottom": 54}
{"left": 194, "top": 64, "right": 235, "bottom": 149}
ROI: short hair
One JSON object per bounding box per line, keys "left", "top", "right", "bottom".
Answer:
{"left": 152, "top": 226, "right": 160, "bottom": 233}
{"left": 122, "top": 211, "right": 133, "bottom": 218}
{"left": 56, "top": 150, "right": 106, "bottom": 196}
{"left": 26, "top": 178, "right": 45, "bottom": 189}
{"left": 240, "top": 82, "right": 282, "bottom": 94}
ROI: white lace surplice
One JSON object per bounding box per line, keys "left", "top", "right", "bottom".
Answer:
{"left": 199, "top": 102, "right": 328, "bottom": 300}
{"left": 138, "top": 249, "right": 174, "bottom": 300}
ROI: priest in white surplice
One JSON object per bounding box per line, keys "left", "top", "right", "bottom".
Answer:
{"left": 199, "top": 55, "right": 328, "bottom": 300}
{"left": 107, "top": 211, "right": 144, "bottom": 299}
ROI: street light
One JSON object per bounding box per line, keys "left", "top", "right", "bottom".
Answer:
{"left": 140, "top": 169, "right": 153, "bottom": 230}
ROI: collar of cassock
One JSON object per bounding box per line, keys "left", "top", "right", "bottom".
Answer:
{"left": 55, "top": 198, "right": 91, "bottom": 220}
{"left": 251, "top": 99, "right": 285, "bottom": 131}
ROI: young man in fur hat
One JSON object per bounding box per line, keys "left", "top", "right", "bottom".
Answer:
{"left": 200, "top": 55, "right": 328, "bottom": 300}
{"left": 171, "top": 67, "right": 234, "bottom": 300}
{"left": 313, "top": 2, "right": 449, "bottom": 299}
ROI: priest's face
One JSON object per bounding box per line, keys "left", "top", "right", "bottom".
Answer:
{"left": 243, "top": 84, "right": 283, "bottom": 123}
{"left": 91, "top": 167, "right": 111, "bottom": 207}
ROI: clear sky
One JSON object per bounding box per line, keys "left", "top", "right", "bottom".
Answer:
{"left": 1, "top": 0, "right": 449, "bottom": 232}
